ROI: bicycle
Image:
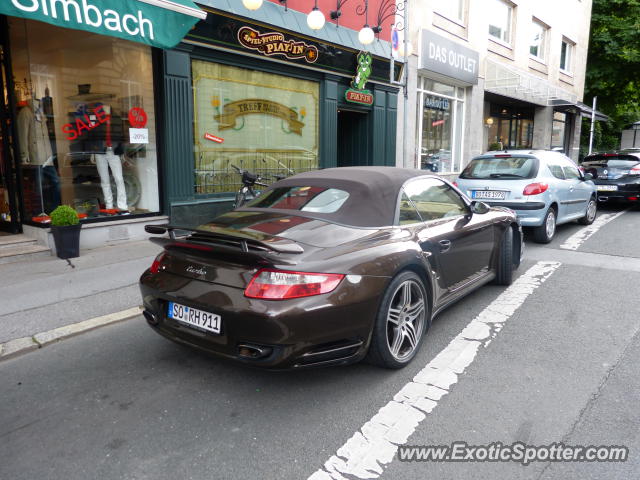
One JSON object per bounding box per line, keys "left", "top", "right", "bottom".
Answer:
{"left": 231, "top": 164, "right": 270, "bottom": 208}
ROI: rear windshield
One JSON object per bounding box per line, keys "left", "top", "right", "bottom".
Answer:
{"left": 459, "top": 156, "right": 539, "bottom": 179}
{"left": 582, "top": 155, "right": 640, "bottom": 168}
{"left": 245, "top": 186, "right": 350, "bottom": 213}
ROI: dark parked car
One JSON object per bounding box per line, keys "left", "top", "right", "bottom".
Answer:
{"left": 581, "top": 152, "right": 640, "bottom": 204}
{"left": 140, "top": 167, "right": 523, "bottom": 369}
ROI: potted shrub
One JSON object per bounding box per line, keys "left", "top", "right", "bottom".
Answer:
{"left": 50, "top": 205, "right": 82, "bottom": 259}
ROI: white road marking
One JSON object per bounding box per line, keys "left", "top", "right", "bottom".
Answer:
{"left": 307, "top": 261, "right": 561, "bottom": 480}
{"left": 560, "top": 209, "right": 627, "bottom": 251}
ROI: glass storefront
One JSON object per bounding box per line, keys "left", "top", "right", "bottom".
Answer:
{"left": 191, "top": 60, "right": 319, "bottom": 195}
{"left": 551, "top": 111, "right": 567, "bottom": 150}
{"left": 8, "top": 18, "right": 159, "bottom": 222}
{"left": 416, "top": 78, "right": 465, "bottom": 174}
{"left": 486, "top": 104, "right": 534, "bottom": 150}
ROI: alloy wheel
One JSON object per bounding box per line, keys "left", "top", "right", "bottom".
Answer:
{"left": 386, "top": 280, "right": 426, "bottom": 361}
{"left": 546, "top": 210, "right": 556, "bottom": 239}
{"left": 587, "top": 200, "right": 597, "bottom": 222}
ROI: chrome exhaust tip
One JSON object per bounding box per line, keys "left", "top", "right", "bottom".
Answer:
{"left": 143, "top": 310, "right": 158, "bottom": 325}
{"left": 238, "top": 344, "right": 272, "bottom": 359}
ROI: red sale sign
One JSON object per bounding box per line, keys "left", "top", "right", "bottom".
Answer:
{"left": 128, "top": 107, "right": 148, "bottom": 128}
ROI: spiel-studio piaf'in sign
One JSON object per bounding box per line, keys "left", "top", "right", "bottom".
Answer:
{"left": 238, "top": 26, "right": 319, "bottom": 63}
{"left": 345, "top": 51, "right": 374, "bottom": 106}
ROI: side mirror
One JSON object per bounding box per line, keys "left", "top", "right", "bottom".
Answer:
{"left": 583, "top": 172, "right": 594, "bottom": 181}
{"left": 470, "top": 201, "right": 490, "bottom": 214}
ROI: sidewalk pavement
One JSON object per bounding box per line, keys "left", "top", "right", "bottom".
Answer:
{"left": 0, "top": 239, "right": 162, "bottom": 357}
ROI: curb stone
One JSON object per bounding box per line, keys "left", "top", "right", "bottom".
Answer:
{"left": 0, "top": 306, "right": 142, "bottom": 362}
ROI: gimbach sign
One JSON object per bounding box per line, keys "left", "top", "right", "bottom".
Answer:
{"left": 420, "top": 30, "right": 479, "bottom": 85}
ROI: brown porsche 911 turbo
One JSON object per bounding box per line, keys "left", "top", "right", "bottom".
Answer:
{"left": 140, "top": 167, "right": 523, "bottom": 369}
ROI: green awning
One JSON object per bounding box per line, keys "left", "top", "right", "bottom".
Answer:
{"left": 1, "top": 0, "right": 207, "bottom": 49}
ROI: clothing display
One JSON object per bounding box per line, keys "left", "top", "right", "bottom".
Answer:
{"left": 95, "top": 147, "right": 127, "bottom": 211}
{"left": 16, "top": 100, "right": 53, "bottom": 165}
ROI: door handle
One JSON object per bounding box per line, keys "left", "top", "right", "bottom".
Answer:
{"left": 439, "top": 239, "right": 451, "bottom": 252}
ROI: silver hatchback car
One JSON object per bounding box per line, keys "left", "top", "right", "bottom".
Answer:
{"left": 456, "top": 150, "right": 597, "bottom": 243}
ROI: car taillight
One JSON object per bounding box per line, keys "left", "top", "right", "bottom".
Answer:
{"left": 150, "top": 252, "right": 166, "bottom": 274}
{"left": 523, "top": 183, "right": 549, "bottom": 195}
{"left": 630, "top": 164, "right": 640, "bottom": 175}
{"left": 453, "top": 181, "right": 458, "bottom": 187}
{"left": 244, "top": 269, "right": 345, "bottom": 300}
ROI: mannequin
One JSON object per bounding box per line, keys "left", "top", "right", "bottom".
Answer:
{"left": 16, "top": 98, "right": 53, "bottom": 165}
{"left": 16, "top": 98, "right": 60, "bottom": 214}
{"left": 94, "top": 105, "right": 127, "bottom": 211}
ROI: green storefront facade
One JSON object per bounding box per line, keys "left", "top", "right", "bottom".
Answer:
{"left": 163, "top": 4, "right": 400, "bottom": 227}
{"left": 0, "top": 1, "right": 399, "bottom": 235}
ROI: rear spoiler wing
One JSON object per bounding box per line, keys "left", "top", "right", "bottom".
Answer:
{"left": 145, "top": 224, "right": 304, "bottom": 254}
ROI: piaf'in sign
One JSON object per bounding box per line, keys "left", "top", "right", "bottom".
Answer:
{"left": 238, "top": 26, "right": 318, "bottom": 63}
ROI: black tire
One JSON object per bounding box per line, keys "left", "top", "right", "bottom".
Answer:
{"left": 367, "top": 271, "right": 431, "bottom": 369}
{"left": 493, "top": 226, "right": 514, "bottom": 286}
{"left": 533, "top": 206, "right": 556, "bottom": 243}
{"left": 578, "top": 196, "right": 597, "bottom": 225}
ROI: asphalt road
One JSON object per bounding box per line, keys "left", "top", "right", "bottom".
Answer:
{"left": 1, "top": 204, "right": 639, "bottom": 480}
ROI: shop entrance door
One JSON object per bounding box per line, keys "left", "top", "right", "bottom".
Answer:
{"left": 337, "top": 109, "right": 371, "bottom": 167}
{"left": 0, "top": 18, "right": 21, "bottom": 233}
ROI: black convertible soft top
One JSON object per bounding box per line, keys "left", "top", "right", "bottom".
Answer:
{"left": 238, "top": 166, "right": 435, "bottom": 228}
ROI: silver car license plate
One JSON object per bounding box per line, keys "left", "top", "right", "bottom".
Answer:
{"left": 472, "top": 190, "right": 507, "bottom": 200}
{"left": 168, "top": 302, "right": 221, "bottom": 334}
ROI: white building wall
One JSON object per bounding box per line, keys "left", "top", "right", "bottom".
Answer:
{"left": 396, "top": 0, "right": 593, "bottom": 169}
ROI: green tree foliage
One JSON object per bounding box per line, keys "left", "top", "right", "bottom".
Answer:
{"left": 585, "top": 0, "right": 640, "bottom": 151}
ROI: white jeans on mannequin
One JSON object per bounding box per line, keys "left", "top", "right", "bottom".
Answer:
{"left": 95, "top": 147, "right": 127, "bottom": 210}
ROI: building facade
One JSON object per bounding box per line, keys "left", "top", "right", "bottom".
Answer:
{"left": 0, "top": 0, "right": 400, "bottom": 243}
{"left": 398, "top": 0, "right": 596, "bottom": 177}
{"left": 164, "top": 1, "right": 400, "bottom": 227}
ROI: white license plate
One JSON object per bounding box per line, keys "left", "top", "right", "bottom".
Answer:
{"left": 472, "top": 190, "right": 507, "bottom": 200}
{"left": 168, "top": 302, "right": 221, "bottom": 334}
{"left": 597, "top": 185, "right": 618, "bottom": 191}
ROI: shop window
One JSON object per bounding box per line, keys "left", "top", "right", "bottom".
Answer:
{"left": 530, "top": 20, "right": 548, "bottom": 61}
{"left": 560, "top": 39, "right": 574, "bottom": 73}
{"left": 486, "top": 105, "right": 534, "bottom": 150}
{"left": 191, "top": 61, "right": 319, "bottom": 195}
{"left": 416, "top": 78, "right": 465, "bottom": 174}
{"left": 9, "top": 18, "right": 159, "bottom": 222}
{"left": 488, "top": 0, "right": 513, "bottom": 45}
{"left": 552, "top": 111, "right": 567, "bottom": 149}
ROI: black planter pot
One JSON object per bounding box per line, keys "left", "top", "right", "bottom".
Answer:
{"left": 51, "top": 224, "right": 82, "bottom": 259}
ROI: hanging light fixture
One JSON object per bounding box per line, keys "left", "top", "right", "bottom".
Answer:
{"left": 307, "top": 1, "right": 326, "bottom": 30}
{"left": 242, "top": 0, "right": 263, "bottom": 11}
{"left": 358, "top": 26, "right": 375, "bottom": 45}
{"left": 358, "top": 0, "right": 375, "bottom": 45}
